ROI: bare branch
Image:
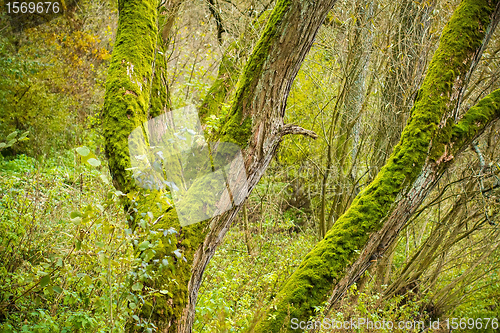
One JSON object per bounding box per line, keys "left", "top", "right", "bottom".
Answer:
{"left": 281, "top": 124, "right": 318, "bottom": 139}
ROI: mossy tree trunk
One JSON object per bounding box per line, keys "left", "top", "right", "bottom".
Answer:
{"left": 102, "top": 0, "right": 159, "bottom": 194}
{"left": 369, "top": 0, "right": 437, "bottom": 294}
{"left": 102, "top": 0, "right": 338, "bottom": 332}
{"left": 252, "top": 0, "right": 500, "bottom": 331}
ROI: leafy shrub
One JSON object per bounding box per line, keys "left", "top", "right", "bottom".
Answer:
{"left": 0, "top": 151, "right": 135, "bottom": 332}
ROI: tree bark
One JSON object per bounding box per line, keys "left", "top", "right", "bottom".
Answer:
{"left": 252, "top": 1, "right": 500, "bottom": 331}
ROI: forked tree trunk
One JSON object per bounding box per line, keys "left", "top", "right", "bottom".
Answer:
{"left": 102, "top": 0, "right": 337, "bottom": 332}
{"left": 253, "top": 1, "right": 500, "bottom": 331}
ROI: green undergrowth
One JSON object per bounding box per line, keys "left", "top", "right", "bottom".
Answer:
{"left": 0, "top": 150, "right": 319, "bottom": 333}
{"left": 193, "top": 221, "right": 317, "bottom": 332}
{"left": 0, "top": 150, "right": 156, "bottom": 332}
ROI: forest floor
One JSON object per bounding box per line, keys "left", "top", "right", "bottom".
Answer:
{"left": 0, "top": 151, "right": 316, "bottom": 332}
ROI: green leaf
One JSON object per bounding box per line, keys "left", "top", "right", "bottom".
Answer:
{"left": 76, "top": 240, "right": 82, "bottom": 251}
{"left": 70, "top": 216, "right": 82, "bottom": 223}
{"left": 52, "top": 286, "right": 63, "bottom": 294}
{"left": 83, "top": 275, "right": 93, "bottom": 286}
{"left": 70, "top": 211, "right": 82, "bottom": 219}
{"left": 56, "top": 258, "right": 63, "bottom": 267}
{"left": 159, "top": 290, "right": 169, "bottom": 295}
{"left": 87, "top": 158, "right": 101, "bottom": 167}
{"left": 40, "top": 275, "right": 51, "bottom": 288}
{"left": 0, "top": 143, "right": 6, "bottom": 149}
{"left": 143, "top": 249, "right": 156, "bottom": 262}
{"left": 132, "top": 282, "right": 143, "bottom": 291}
{"left": 6, "top": 131, "right": 17, "bottom": 141}
{"left": 100, "top": 174, "right": 109, "bottom": 185}
{"left": 76, "top": 146, "right": 90, "bottom": 157}
{"left": 138, "top": 241, "right": 150, "bottom": 251}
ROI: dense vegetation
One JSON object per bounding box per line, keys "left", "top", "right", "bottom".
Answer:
{"left": 1, "top": 0, "right": 499, "bottom": 332}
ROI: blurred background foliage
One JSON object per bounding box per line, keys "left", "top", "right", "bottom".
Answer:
{"left": 0, "top": 0, "right": 114, "bottom": 157}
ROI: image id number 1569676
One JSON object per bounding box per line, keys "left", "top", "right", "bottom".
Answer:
{"left": 5, "top": 2, "right": 60, "bottom": 14}
{"left": 445, "top": 318, "right": 498, "bottom": 330}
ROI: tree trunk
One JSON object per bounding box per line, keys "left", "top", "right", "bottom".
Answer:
{"left": 253, "top": 1, "right": 500, "bottom": 331}
{"left": 102, "top": 0, "right": 337, "bottom": 332}
{"left": 242, "top": 202, "right": 253, "bottom": 256}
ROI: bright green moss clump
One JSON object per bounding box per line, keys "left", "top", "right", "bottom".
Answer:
{"left": 253, "top": 1, "right": 499, "bottom": 332}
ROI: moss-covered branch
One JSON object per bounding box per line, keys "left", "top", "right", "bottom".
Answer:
{"left": 252, "top": 1, "right": 499, "bottom": 331}
{"left": 450, "top": 88, "right": 500, "bottom": 150}
{"left": 199, "top": 10, "right": 272, "bottom": 129}
{"left": 198, "top": 44, "right": 239, "bottom": 125}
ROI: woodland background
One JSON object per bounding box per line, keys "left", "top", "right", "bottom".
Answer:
{"left": 0, "top": 0, "right": 499, "bottom": 332}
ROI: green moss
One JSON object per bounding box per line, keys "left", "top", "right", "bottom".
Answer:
{"left": 219, "top": 114, "right": 253, "bottom": 148}
{"left": 149, "top": 39, "right": 170, "bottom": 118}
{"left": 219, "top": 0, "right": 292, "bottom": 148}
{"left": 253, "top": 1, "right": 499, "bottom": 331}
{"left": 102, "top": 0, "right": 159, "bottom": 193}
{"left": 450, "top": 89, "right": 500, "bottom": 149}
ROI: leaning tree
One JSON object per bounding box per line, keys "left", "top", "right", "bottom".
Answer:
{"left": 102, "top": 0, "right": 500, "bottom": 332}
{"left": 253, "top": 0, "right": 500, "bottom": 331}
